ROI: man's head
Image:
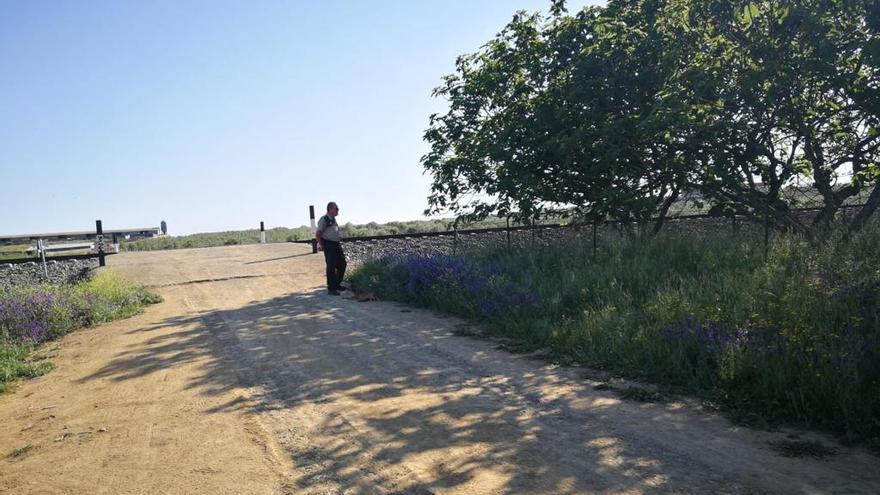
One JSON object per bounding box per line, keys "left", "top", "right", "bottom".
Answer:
{"left": 327, "top": 202, "right": 339, "bottom": 218}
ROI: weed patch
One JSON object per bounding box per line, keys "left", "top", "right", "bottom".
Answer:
{"left": 349, "top": 220, "right": 880, "bottom": 445}
{"left": 0, "top": 271, "right": 160, "bottom": 391}
{"left": 8, "top": 444, "right": 39, "bottom": 459}
{"left": 768, "top": 439, "right": 838, "bottom": 459}
{"left": 615, "top": 386, "right": 667, "bottom": 403}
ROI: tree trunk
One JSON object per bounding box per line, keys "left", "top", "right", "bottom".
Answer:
{"left": 848, "top": 183, "right": 880, "bottom": 234}
{"left": 652, "top": 189, "right": 680, "bottom": 235}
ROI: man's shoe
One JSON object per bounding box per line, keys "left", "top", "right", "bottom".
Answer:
{"left": 328, "top": 290, "right": 341, "bottom": 296}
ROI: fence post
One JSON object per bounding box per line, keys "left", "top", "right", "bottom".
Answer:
{"left": 260, "top": 221, "right": 267, "bottom": 244}
{"left": 592, "top": 218, "right": 598, "bottom": 255}
{"left": 763, "top": 211, "right": 770, "bottom": 260}
{"left": 38, "top": 238, "right": 48, "bottom": 279}
{"left": 309, "top": 206, "right": 318, "bottom": 254}
{"left": 96, "top": 220, "right": 105, "bottom": 267}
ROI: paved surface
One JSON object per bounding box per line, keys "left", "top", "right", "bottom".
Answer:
{"left": 1, "top": 243, "right": 879, "bottom": 494}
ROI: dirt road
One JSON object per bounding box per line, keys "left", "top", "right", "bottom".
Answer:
{"left": 1, "top": 244, "right": 878, "bottom": 494}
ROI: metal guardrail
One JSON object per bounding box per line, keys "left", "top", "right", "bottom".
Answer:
{"left": 0, "top": 227, "right": 161, "bottom": 244}
{"left": 1, "top": 219, "right": 123, "bottom": 267}
{"left": 0, "top": 252, "right": 117, "bottom": 266}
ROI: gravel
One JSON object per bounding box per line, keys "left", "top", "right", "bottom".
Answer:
{"left": 341, "top": 217, "right": 768, "bottom": 265}
{"left": 0, "top": 259, "right": 98, "bottom": 290}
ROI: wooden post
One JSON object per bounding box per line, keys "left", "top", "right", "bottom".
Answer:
{"left": 309, "top": 206, "right": 318, "bottom": 254}
{"left": 96, "top": 220, "right": 105, "bottom": 267}
{"left": 260, "top": 221, "right": 267, "bottom": 244}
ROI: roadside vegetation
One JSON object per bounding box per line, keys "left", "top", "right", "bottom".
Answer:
{"left": 423, "top": 0, "right": 878, "bottom": 235}
{"left": 119, "top": 217, "right": 546, "bottom": 252}
{"left": 0, "top": 244, "right": 35, "bottom": 261}
{"left": 368, "top": 0, "right": 879, "bottom": 448}
{"left": 0, "top": 271, "right": 161, "bottom": 392}
{"left": 1, "top": 243, "right": 101, "bottom": 261}
{"left": 121, "top": 227, "right": 312, "bottom": 251}
{"left": 349, "top": 219, "right": 880, "bottom": 448}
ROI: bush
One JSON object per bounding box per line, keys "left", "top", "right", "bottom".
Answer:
{"left": 0, "top": 271, "right": 161, "bottom": 390}
{"left": 0, "top": 344, "right": 52, "bottom": 393}
{"left": 349, "top": 221, "right": 880, "bottom": 445}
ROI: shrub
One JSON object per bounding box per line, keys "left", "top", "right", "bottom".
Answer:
{"left": 0, "top": 271, "right": 161, "bottom": 390}
{"left": 349, "top": 221, "right": 880, "bottom": 445}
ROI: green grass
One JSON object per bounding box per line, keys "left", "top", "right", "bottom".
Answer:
{"left": 115, "top": 194, "right": 874, "bottom": 254}
{"left": 118, "top": 216, "right": 559, "bottom": 252}
{"left": 7, "top": 444, "right": 39, "bottom": 459}
{"left": 0, "top": 243, "right": 99, "bottom": 260}
{"left": 121, "top": 227, "right": 313, "bottom": 251}
{"left": 615, "top": 386, "right": 668, "bottom": 403}
{"left": 0, "top": 345, "right": 52, "bottom": 393}
{"left": 768, "top": 439, "right": 838, "bottom": 458}
{"left": 0, "top": 243, "right": 32, "bottom": 261}
{"left": 0, "top": 244, "right": 29, "bottom": 253}
{"left": 0, "top": 271, "right": 162, "bottom": 392}
{"left": 349, "top": 219, "right": 880, "bottom": 447}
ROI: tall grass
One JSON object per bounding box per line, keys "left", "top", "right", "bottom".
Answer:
{"left": 349, "top": 220, "right": 880, "bottom": 445}
{"left": 0, "top": 271, "right": 161, "bottom": 391}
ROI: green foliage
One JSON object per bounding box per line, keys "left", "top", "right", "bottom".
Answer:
{"left": 7, "top": 444, "right": 40, "bottom": 459}
{"left": 121, "top": 227, "right": 313, "bottom": 251}
{"left": 424, "top": 0, "right": 880, "bottom": 235}
{"left": 350, "top": 218, "right": 880, "bottom": 445}
{"left": 0, "top": 345, "right": 51, "bottom": 393}
{"left": 73, "top": 271, "right": 164, "bottom": 322}
{"left": 120, "top": 217, "right": 542, "bottom": 252}
{"left": 0, "top": 244, "right": 32, "bottom": 261}
{"left": 663, "top": 0, "right": 880, "bottom": 233}
{"left": 0, "top": 271, "right": 161, "bottom": 391}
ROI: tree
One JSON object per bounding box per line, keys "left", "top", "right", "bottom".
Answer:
{"left": 423, "top": 2, "right": 688, "bottom": 230}
{"left": 661, "top": 0, "right": 880, "bottom": 234}
{"left": 422, "top": 10, "right": 551, "bottom": 224}
{"left": 423, "top": 0, "right": 880, "bottom": 235}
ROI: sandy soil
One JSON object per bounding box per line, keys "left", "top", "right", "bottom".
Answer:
{"left": 1, "top": 243, "right": 878, "bottom": 494}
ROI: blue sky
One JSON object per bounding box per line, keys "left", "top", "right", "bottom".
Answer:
{"left": 1, "top": 0, "right": 597, "bottom": 235}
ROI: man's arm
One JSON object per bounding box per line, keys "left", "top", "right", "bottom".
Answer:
{"left": 315, "top": 228, "right": 324, "bottom": 250}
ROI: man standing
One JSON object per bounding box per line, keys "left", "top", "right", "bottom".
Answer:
{"left": 315, "top": 201, "right": 347, "bottom": 296}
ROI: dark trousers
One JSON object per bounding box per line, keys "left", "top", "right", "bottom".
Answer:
{"left": 323, "top": 240, "right": 347, "bottom": 291}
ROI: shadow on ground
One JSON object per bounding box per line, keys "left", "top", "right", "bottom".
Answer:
{"left": 77, "top": 290, "right": 710, "bottom": 493}
{"left": 243, "top": 252, "right": 313, "bottom": 265}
